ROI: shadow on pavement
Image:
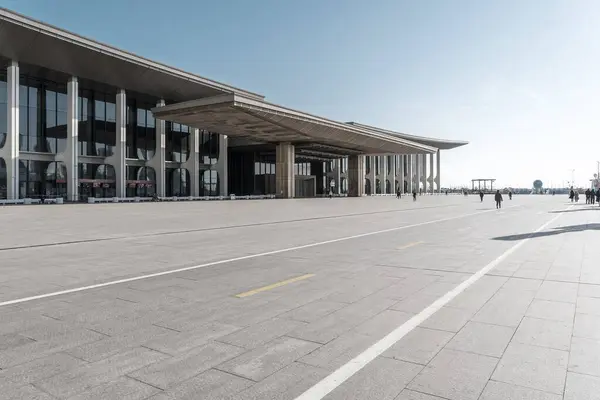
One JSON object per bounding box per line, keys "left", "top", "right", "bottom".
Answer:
{"left": 492, "top": 223, "right": 600, "bottom": 241}
{"left": 549, "top": 207, "right": 600, "bottom": 213}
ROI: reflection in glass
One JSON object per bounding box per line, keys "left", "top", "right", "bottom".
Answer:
{"left": 125, "top": 166, "right": 156, "bottom": 197}
{"left": 200, "top": 169, "right": 219, "bottom": 196}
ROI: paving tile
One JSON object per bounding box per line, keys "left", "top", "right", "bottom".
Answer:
{"left": 391, "top": 293, "right": 439, "bottom": 313}
{"left": 67, "top": 376, "right": 160, "bottom": 400}
{"left": 324, "top": 357, "right": 422, "bottom": 400}
{"left": 383, "top": 327, "right": 454, "bottom": 365}
{"left": 233, "top": 362, "right": 329, "bottom": 400}
{"left": 419, "top": 306, "right": 474, "bottom": 332}
{"left": 407, "top": 349, "right": 498, "bottom": 400}
{"left": 127, "top": 342, "right": 244, "bottom": 390}
{"left": 502, "top": 278, "right": 543, "bottom": 292}
{"left": 526, "top": 299, "right": 575, "bottom": 322}
{"left": 217, "top": 336, "right": 320, "bottom": 381}
{"left": 299, "top": 331, "right": 374, "bottom": 370}
{"left": 34, "top": 347, "right": 168, "bottom": 399}
{"left": 492, "top": 342, "right": 568, "bottom": 394}
{"left": 579, "top": 284, "right": 600, "bottom": 298}
{"left": 66, "top": 324, "right": 174, "bottom": 362}
{"left": 143, "top": 322, "right": 241, "bottom": 355}
{"left": 513, "top": 317, "right": 572, "bottom": 351}
{"left": 279, "top": 300, "right": 347, "bottom": 323}
{"left": 473, "top": 290, "right": 534, "bottom": 327}
{"left": 569, "top": 336, "right": 600, "bottom": 377}
{"left": 479, "top": 380, "right": 561, "bottom": 400}
{"left": 0, "top": 333, "right": 35, "bottom": 351}
{"left": 1, "top": 384, "right": 55, "bottom": 400}
{"left": 218, "top": 318, "right": 305, "bottom": 349}
{"left": 146, "top": 369, "right": 253, "bottom": 400}
{"left": 395, "top": 390, "right": 447, "bottom": 399}
{"left": 564, "top": 371, "right": 600, "bottom": 400}
{"left": 352, "top": 310, "right": 413, "bottom": 337}
{"left": 573, "top": 313, "right": 600, "bottom": 340}
{"left": 0, "top": 352, "right": 86, "bottom": 386}
{"left": 446, "top": 321, "right": 515, "bottom": 357}
{"left": 536, "top": 281, "right": 578, "bottom": 303}
{"left": 577, "top": 296, "right": 600, "bottom": 316}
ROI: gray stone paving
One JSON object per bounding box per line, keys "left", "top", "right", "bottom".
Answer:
{"left": 0, "top": 196, "right": 599, "bottom": 399}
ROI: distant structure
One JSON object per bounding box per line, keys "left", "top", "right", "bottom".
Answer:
{"left": 533, "top": 180, "right": 543, "bottom": 194}
{"left": 471, "top": 179, "right": 496, "bottom": 192}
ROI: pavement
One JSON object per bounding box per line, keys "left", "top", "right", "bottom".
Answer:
{"left": 0, "top": 195, "right": 598, "bottom": 400}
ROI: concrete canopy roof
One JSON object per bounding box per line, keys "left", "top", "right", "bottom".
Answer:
{"left": 152, "top": 94, "right": 437, "bottom": 156}
{"left": 346, "top": 122, "right": 469, "bottom": 150}
{"left": 0, "top": 8, "right": 262, "bottom": 102}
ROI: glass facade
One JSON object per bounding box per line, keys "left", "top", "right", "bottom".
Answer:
{"left": 18, "top": 160, "right": 67, "bottom": 199}
{"left": 78, "top": 163, "right": 116, "bottom": 199}
{"left": 254, "top": 159, "right": 275, "bottom": 195}
{"left": 0, "top": 72, "right": 7, "bottom": 149}
{"left": 19, "top": 75, "right": 67, "bottom": 154}
{"left": 341, "top": 158, "right": 347, "bottom": 173}
{"left": 201, "top": 169, "right": 219, "bottom": 196}
{"left": 294, "top": 162, "right": 311, "bottom": 176}
{"left": 166, "top": 168, "right": 190, "bottom": 197}
{"left": 200, "top": 130, "right": 219, "bottom": 165}
{"left": 126, "top": 102, "right": 156, "bottom": 160}
{"left": 126, "top": 166, "right": 156, "bottom": 197}
{"left": 166, "top": 122, "right": 189, "bottom": 162}
{"left": 78, "top": 89, "right": 116, "bottom": 157}
{"left": 387, "top": 156, "right": 393, "bottom": 173}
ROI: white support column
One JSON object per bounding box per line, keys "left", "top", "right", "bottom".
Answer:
{"left": 106, "top": 89, "right": 126, "bottom": 198}
{"left": 422, "top": 153, "right": 427, "bottom": 193}
{"left": 380, "top": 155, "right": 387, "bottom": 194}
{"left": 150, "top": 99, "right": 166, "bottom": 197}
{"left": 348, "top": 155, "right": 364, "bottom": 197}
{"left": 334, "top": 159, "right": 341, "bottom": 195}
{"left": 61, "top": 77, "right": 79, "bottom": 201}
{"left": 436, "top": 149, "right": 441, "bottom": 192}
{"left": 388, "top": 155, "right": 395, "bottom": 194}
{"left": 183, "top": 128, "right": 200, "bottom": 197}
{"left": 216, "top": 134, "right": 228, "bottom": 196}
{"left": 399, "top": 155, "right": 405, "bottom": 193}
{"left": 276, "top": 142, "right": 295, "bottom": 198}
{"left": 429, "top": 152, "right": 434, "bottom": 194}
{"left": 406, "top": 155, "right": 413, "bottom": 193}
{"left": 368, "top": 156, "right": 375, "bottom": 195}
{"left": 415, "top": 154, "right": 421, "bottom": 193}
{"left": 2, "top": 61, "right": 20, "bottom": 200}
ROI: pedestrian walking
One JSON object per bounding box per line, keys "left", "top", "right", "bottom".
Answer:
{"left": 495, "top": 190, "right": 503, "bottom": 209}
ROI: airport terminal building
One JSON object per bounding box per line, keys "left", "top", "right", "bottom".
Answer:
{"left": 0, "top": 8, "right": 467, "bottom": 201}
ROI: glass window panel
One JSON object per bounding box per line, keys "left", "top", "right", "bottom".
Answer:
{"left": 28, "top": 87, "right": 38, "bottom": 108}
{"left": 46, "top": 90, "right": 56, "bottom": 111}
{"left": 19, "top": 85, "right": 27, "bottom": 107}
{"left": 95, "top": 100, "right": 105, "bottom": 120}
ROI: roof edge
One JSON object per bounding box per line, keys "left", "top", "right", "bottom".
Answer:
{"left": 0, "top": 7, "right": 264, "bottom": 100}
{"left": 347, "top": 122, "right": 469, "bottom": 148}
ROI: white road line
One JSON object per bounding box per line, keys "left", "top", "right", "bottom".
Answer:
{"left": 293, "top": 205, "right": 572, "bottom": 400}
{"left": 0, "top": 206, "right": 518, "bottom": 308}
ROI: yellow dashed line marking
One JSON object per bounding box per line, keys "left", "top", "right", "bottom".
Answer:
{"left": 397, "top": 241, "right": 424, "bottom": 250}
{"left": 235, "top": 273, "right": 316, "bottom": 298}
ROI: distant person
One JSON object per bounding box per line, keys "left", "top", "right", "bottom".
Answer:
{"left": 585, "top": 189, "right": 591, "bottom": 204}
{"left": 412, "top": 189, "right": 417, "bottom": 201}
{"left": 575, "top": 191, "right": 580, "bottom": 202}
{"left": 569, "top": 188, "right": 575, "bottom": 202}
{"left": 508, "top": 191, "right": 513, "bottom": 200}
{"left": 479, "top": 191, "right": 484, "bottom": 202}
{"left": 592, "top": 189, "right": 596, "bottom": 205}
{"left": 445, "top": 190, "right": 448, "bottom": 195}
{"left": 596, "top": 190, "right": 600, "bottom": 205}
{"left": 396, "top": 187, "right": 401, "bottom": 199}
{"left": 495, "top": 190, "right": 503, "bottom": 209}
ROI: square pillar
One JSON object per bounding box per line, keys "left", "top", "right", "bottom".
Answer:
{"left": 216, "top": 134, "right": 228, "bottom": 196}
{"left": 399, "top": 155, "right": 405, "bottom": 193}
{"left": 429, "top": 152, "right": 435, "bottom": 194}
{"left": 381, "top": 155, "right": 387, "bottom": 194}
{"left": 276, "top": 142, "right": 295, "bottom": 198}
{"left": 149, "top": 99, "right": 166, "bottom": 197}
{"left": 60, "top": 77, "right": 79, "bottom": 201}
{"left": 106, "top": 89, "right": 126, "bottom": 198}
{"left": 436, "top": 149, "right": 441, "bottom": 192}
{"left": 347, "top": 155, "right": 364, "bottom": 197}
{"left": 2, "top": 61, "right": 19, "bottom": 200}
{"left": 388, "top": 155, "right": 395, "bottom": 194}
{"left": 422, "top": 154, "right": 427, "bottom": 193}
{"left": 415, "top": 155, "right": 421, "bottom": 193}
{"left": 368, "top": 156, "right": 375, "bottom": 195}
{"left": 406, "top": 155, "right": 413, "bottom": 193}
{"left": 183, "top": 128, "right": 200, "bottom": 197}
{"left": 334, "top": 159, "right": 341, "bottom": 195}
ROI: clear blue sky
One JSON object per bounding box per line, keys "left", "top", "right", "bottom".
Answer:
{"left": 2, "top": 0, "right": 599, "bottom": 188}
